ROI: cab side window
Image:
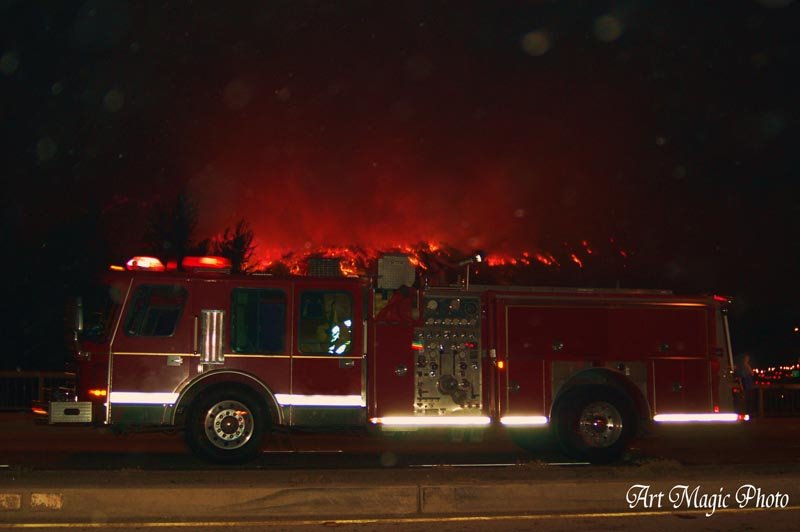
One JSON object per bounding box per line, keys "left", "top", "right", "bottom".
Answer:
{"left": 125, "top": 284, "right": 188, "bottom": 337}
{"left": 298, "top": 291, "right": 353, "bottom": 354}
{"left": 231, "top": 288, "right": 287, "bottom": 353}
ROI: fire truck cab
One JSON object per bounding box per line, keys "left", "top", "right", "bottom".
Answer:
{"left": 49, "top": 254, "right": 744, "bottom": 464}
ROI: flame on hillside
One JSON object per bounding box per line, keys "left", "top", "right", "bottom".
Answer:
{"left": 249, "top": 238, "right": 630, "bottom": 280}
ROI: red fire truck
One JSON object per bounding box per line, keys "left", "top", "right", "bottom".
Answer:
{"left": 46, "top": 254, "right": 745, "bottom": 463}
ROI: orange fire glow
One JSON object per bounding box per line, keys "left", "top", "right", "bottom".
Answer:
{"left": 245, "top": 237, "right": 622, "bottom": 278}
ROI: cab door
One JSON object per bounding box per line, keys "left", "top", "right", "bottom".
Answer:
{"left": 290, "top": 284, "right": 364, "bottom": 426}
{"left": 192, "top": 279, "right": 292, "bottom": 407}
{"left": 109, "top": 279, "right": 194, "bottom": 422}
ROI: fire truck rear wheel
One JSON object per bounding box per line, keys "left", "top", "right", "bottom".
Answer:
{"left": 185, "top": 388, "right": 269, "bottom": 464}
{"left": 552, "top": 386, "right": 635, "bottom": 464}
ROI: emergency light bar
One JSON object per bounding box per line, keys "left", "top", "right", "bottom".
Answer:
{"left": 125, "top": 256, "right": 165, "bottom": 271}
{"left": 122, "top": 256, "right": 231, "bottom": 272}
{"left": 182, "top": 256, "right": 231, "bottom": 271}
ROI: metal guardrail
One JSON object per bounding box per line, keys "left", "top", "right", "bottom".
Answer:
{"left": 0, "top": 371, "right": 75, "bottom": 411}
{"left": 751, "top": 384, "right": 800, "bottom": 417}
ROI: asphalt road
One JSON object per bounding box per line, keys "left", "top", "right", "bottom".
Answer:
{"left": 1, "top": 413, "right": 799, "bottom": 530}
{"left": 30, "top": 508, "right": 800, "bottom": 532}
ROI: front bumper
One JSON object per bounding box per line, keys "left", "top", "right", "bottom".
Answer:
{"left": 45, "top": 401, "right": 94, "bottom": 423}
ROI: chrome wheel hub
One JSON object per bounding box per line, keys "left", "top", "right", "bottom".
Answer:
{"left": 204, "top": 400, "right": 254, "bottom": 450}
{"left": 577, "top": 401, "right": 623, "bottom": 448}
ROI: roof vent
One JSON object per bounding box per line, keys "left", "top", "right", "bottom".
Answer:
{"left": 378, "top": 254, "right": 416, "bottom": 289}
{"left": 308, "top": 258, "right": 342, "bottom": 277}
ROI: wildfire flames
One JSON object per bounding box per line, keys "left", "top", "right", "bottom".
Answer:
{"left": 251, "top": 238, "right": 630, "bottom": 282}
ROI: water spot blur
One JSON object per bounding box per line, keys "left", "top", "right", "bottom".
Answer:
{"left": 520, "top": 31, "right": 551, "bottom": 56}
{"left": 223, "top": 79, "right": 253, "bottom": 110}
{"left": 391, "top": 100, "right": 415, "bottom": 122}
{"left": 672, "top": 165, "right": 687, "bottom": 180}
{"left": 655, "top": 136, "right": 667, "bottom": 147}
{"left": 379, "top": 451, "right": 398, "bottom": 468}
{"left": 0, "top": 51, "right": 20, "bottom": 75}
{"left": 276, "top": 86, "right": 292, "bottom": 102}
{"left": 51, "top": 82, "right": 63, "bottom": 95}
{"left": 514, "top": 208, "right": 526, "bottom": 218}
{"left": 663, "top": 260, "right": 683, "bottom": 280}
{"left": 750, "top": 52, "right": 769, "bottom": 69}
{"left": 72, "top": 0, "right": 131, "bottom": 51}
{"left": 36, "top": 137, "right": 58, "bottom": 162}
{"left": 405, "top": 55, "right": 433, "bottom": 80}
{"left": 760, "top": 111, "right": 785, "bottom": 138}
{"left": 103, "top": 89, "right": 124, "bottom": 112}
{"left": 593, "top": 15, "right": 623, "bottom": 43}
{"left": 561, "top": 186, "right": 577, "bottom": 208}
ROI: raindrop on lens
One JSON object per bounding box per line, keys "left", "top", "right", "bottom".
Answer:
{"left": 520, "top": 31, "right": 550, "bottom": 56}
{"left": 36, "top": 137, "right": 58, "bottom": 162}
{"left": 103, "top": 89, "right": 124, "bottom": 112}
{"left": 594, "top": 15, "right": 623, "bottom": 43}
{"left": 0, "top": 51, "right": 20, "bottom": 75}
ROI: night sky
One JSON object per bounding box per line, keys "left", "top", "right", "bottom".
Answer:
{"left": 1, "top": 0, "right": 798, "bottom": 368}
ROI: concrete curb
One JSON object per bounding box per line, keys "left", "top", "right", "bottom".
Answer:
{"left": 1, "top": 475, "right": 797, "bottom": 523}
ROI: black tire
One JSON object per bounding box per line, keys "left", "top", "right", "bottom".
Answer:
{"left": 185, "top": 387, "right": 269, "bottom": 464}
{"left": 551, "top": 386, "right": 636, "bottom": 464}
{"left": 507, "top": 427, "right": 554, "bottom": 454}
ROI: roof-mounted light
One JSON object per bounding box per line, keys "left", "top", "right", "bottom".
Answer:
{"left": 125, "top": 256, "right": 166, "bottom": 271}
{"left": 181, "top": 256, "right": 231, "bottom": 271}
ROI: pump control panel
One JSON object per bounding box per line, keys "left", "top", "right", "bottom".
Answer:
{"left": 413, "top": 296, "right": 482, "bottom": 416}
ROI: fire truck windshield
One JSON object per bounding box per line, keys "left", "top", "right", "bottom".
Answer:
{"left": 77, "top": 283, "right": 118, "bottom": 341}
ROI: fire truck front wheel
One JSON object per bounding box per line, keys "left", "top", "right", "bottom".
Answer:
{"left": 185, "top": 387, "right": 269, "bottom": 464}
{"left": 552, "top": 386, "right": 636, "bottom": 464}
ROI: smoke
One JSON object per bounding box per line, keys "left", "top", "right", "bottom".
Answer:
{"left": 174, "top": 11, "right": 643, "bottom": 266}
{"left": 189, "top": 154, "right": 541, "bottom": 261}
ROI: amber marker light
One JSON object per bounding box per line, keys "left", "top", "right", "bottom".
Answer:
{"left": 497, "top": 360, "right": 505, "bottom": 370}
{"left": 88, "top": 389, "right": 107, "bottom": 398}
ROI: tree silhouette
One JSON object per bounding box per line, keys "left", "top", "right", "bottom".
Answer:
{"left": 213, "top": 219, "right": 256, "bottom": 273}
{"left": 142, "top": 193, "right": 201, "bottom": 264}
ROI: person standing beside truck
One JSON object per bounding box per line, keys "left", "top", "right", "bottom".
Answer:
{"left": 737, "top": 353, "right": 755, "bottom": 414}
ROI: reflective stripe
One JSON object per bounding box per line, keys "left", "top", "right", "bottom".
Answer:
{"left": 653, "top": 413, "right": 747, "bottom": 423}
{"left": 370, "top": 416, "right": 491, "bottom": 426}
{"left": 109, "top": 392, "right": 366, "bottom": 407}
{"left": 275, "top": 394, "right": 365, "bottom": 407}
{"left": 500, "top": 415, "right": 549, "bottom": 426}
{"left": 109, "top": 392, "right": 179, "bottom": 405}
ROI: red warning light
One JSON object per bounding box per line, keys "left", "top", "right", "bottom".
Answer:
{"left": 125, "top": 256, "right": 166, "bottom": 271}
{"left": 181, "top": 256, "right": 232, "bottom": 270}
